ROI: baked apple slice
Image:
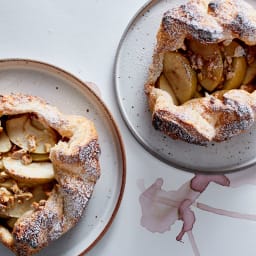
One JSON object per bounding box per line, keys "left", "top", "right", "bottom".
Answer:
{"left": 163, "top": 52, "right": 197, "bottom": 103}
{"left": 156, "top": 74, "right": 179, "bottom": 105}
{"left": 2, "top": 157, "right": 54, "bottom": 185}
{"left": 189, "top": 40, "right": 223, "bottom": 92}
{"left": 6, "top": 114, "right": 57, "bottom": 154}
{"left": 243, "top": 60, "right": 256, "bottom": 84}
{"left": 0, "top": 130, "right": 12, "bottom": 153}
{"left": 30, "top": 153, "right": 49, "bottom": 162}
{"left": 223, "top": 41, "right": 247, "bottom": 90}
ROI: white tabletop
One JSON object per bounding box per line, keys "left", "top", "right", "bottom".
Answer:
{"left": 1, "top": 1, "right": 256, "bottom": 256}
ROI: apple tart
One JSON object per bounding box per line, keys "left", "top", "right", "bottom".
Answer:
{"left": 145, "top": 0, "right": 256, "bottom": 145}
{"left": 0, "top": 94, "right": 100, "bottom": 255}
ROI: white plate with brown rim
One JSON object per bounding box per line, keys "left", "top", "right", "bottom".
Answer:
{"left": 0, "top": 59, "right": 126, "bottom": 256}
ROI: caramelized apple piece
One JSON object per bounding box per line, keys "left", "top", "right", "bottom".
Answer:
{"left": 189, "top": 40, "right": 223, "bottom": 92}
{"left": 163, "top": 52, "right": 197, "bottom": 104}
{"left": 223, "top": 41, "right": 247, "bottom": 90}
{"left": 243, "top": 60, "right": 256, "bottom": 84}
{"left": 223, "top": 57, "right": 247, "bottom": 90}
{"left": 157, "top": 74, "right": 179, "bottom": 105}
{"left": 223, "top": 41, "right": 244, "bottom": 57}
{"left": 189, "top": 40, "right": 220, "bottom": 58}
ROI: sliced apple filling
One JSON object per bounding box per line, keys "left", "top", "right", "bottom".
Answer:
{"left": 156, "top": 39, "right": 256, "bottom": 105}
{"left": 0, "top": 114, "right": 58, "bottom": 231}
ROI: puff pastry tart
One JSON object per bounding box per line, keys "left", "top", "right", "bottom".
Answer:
{"left": 145, "top": 0, "right": 256, "bottom": 145}
{"left": 0, "top": 94, "right": 100, "bottom": 255}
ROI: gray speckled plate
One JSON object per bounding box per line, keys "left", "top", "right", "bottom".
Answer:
{"left": 114, "top": 0, "right": 256, "bottom": 173}
{"left": 0, "top": 59, "right": 126, "bottom": 256}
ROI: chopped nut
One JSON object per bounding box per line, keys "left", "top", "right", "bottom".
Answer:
{"left": 10, "top": 181, "right": 22, "bottom": 194}
{"left": 0, "top": 187, "right": 14, "bottom": 207}
{"left": 21, "top": 154, "right": 32, "bottom": 165}
{"left": 14, "top": 192, "right": 33, "bottom": 201}
{"left": 11, "top": 149, "right": 27, "bottom": 160}
{"left": 26, "top": 135, "right": 37, "bottom": 152}
{"left": 226, "top": 56, "right": 233, "bottom": 65}
{"left": 189, "top": 54, "right": 198, "bottom": 70}
{"left": 234, "top": 45, "right": 245, "bottom": 57}
{"left": 223, "top": 60, "right": 228, "bottom": 69}
{"left": 32, "top": 201, "right": 39, "bottom": 210}
{"left": 39, "top": 200, "right": 46, "bottom": 206}
{"left": 196, "top": 55, "right": 204, "bottom": 69}
{"left": 0, "top": 187, "right": 12, "bottom": 197}
{"left": 226, "top": 71, "right": 235, "bottom": 80}
{"left": 11, "top": 149, "right": 32, "bottom": 165}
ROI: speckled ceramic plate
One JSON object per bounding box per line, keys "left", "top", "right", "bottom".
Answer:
{"left": 0, "top": 59, "right": 126, "bottom": 256}
{"left": 114, "top": 0, "right": 256, "bottom": 173}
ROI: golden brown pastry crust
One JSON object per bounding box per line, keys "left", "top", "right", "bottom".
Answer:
{"left": 0, "top": 94, "right": 101, "bottom": 255}
{"left": 145, "top": 0, "right": 256, "bottom": 145}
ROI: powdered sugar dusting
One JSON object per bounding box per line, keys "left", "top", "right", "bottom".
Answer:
{"left": 209, "top": 0, "right": 256, "bottom": 44}
{"left": 162, "top": 0, "right": 256, "bottom": 45}
{"left": 153, "top": 90, "right": 256, "bottom": 144}
{"left": 163, "top": 0, "right": 224, "bottom": 43}
{"left": 13, "top": 187, "right": 64, "bottom": 256}
{"left": 58, "top": 175, "right": 93, "bottom": 230}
